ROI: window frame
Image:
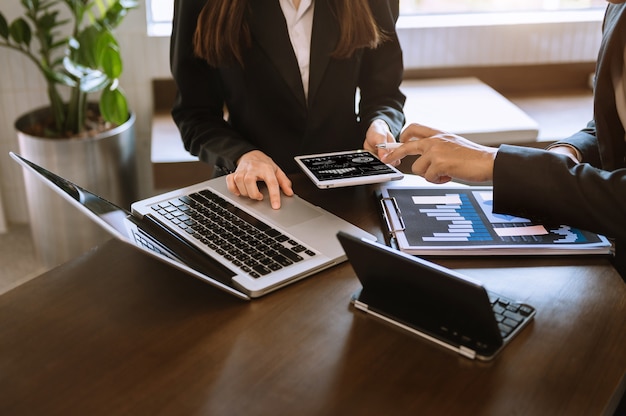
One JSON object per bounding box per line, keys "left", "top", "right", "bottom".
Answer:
{"left": 145, "top": 3, "right": 606, "bottom": 69}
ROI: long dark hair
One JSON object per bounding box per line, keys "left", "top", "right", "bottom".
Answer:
{"left": 193, "top": 0, "right": 385, "bottom": 66}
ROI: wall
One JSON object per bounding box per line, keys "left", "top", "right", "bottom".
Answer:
{"left": 0, "top": 3, "right": 603, "bottom": 225}
{"left": 397, "top": 11, "right": 604, "bottom": 68}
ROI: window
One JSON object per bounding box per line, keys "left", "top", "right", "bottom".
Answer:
{"left": 147, "top": 0, "right": 607, "bottom": 19}
{"left": 146, "top": 0, "right": 607, "bottom": 35}
{"left": 148, "top": 0, "right": 173, "bottom": 23}
{"left": 399, "top": 0, "right": 606, "bottom": 14}
{"left": 145, "top": 0, "right": 606, "bottom": 69}
{"left": 146, "top": 0, "right": 174, "bottom": 36}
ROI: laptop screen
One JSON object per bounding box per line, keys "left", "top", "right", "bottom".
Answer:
{"left": 10, "top": 151, "right": 252, "bottom": 299}
{"left": 11, "top": 152, "right": 135, "bottom": 239}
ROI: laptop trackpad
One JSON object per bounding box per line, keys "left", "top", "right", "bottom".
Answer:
{"left": 245, "top": 195, "right": 324, "bottom": 228}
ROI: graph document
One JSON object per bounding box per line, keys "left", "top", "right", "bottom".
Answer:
{"left": 378, "top": 186, "right": 611, "bottom": 256}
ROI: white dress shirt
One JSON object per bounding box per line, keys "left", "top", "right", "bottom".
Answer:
{"left": 279, "top": 0, "right": 314, "bottom": 99}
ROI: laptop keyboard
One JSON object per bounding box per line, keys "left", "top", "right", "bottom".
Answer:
{"left": 150, "top": 189, "right": 318, "bottom": 278}
{"left": 488, "top": 292, "right": 535, "bottom": 339}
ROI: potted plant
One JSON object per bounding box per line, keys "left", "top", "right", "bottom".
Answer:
{"left": 0, "top": 0, "right": 139, "bottom": 268}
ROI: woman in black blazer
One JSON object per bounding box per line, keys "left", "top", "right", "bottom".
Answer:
{"left": 382, "top": 0, "right": 626, "bottom": 280}
{"left": 170, "top": 0, "right": 405, "bottom": 209}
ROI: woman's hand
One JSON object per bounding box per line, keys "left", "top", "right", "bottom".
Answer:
{"left": 226, "top": 150, "right": 294, "bottom": 209}
{"left": 364, "top": 119, "right": 400, "bottom": 165}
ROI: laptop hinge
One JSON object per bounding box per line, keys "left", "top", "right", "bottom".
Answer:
{"left": 459, "top": 345, "right": 477, "bottom": 359}
{"left": 353, "top": 299, "right": 369, "bottom": 311}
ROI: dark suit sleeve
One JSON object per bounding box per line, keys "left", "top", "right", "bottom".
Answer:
{"left": 170, "top": 0, "right": 257, "bottom": 174}
{"left": 492, "top": 144, "right": 626, "bottom": 240}
{"left": 552, "top": 120, "right": 603, "bottom": 167}
{"left": 357, "top": 0, "right": 406, "bottom": 139}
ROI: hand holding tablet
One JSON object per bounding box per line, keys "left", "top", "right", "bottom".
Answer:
{"left": 294, "top": 150, "right": 404, "bottom": 189}
{"left": 375, "top": 142, "right": 404, "bottom": 150}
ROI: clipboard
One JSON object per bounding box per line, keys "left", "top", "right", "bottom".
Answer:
{"left": 376, "top": 185, "right": 611, "bottom": 256}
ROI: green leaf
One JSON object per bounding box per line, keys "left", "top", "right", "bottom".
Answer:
{"left": 99, "top": 43, "right": 122, "bottom": 79}
{"left": 100, "top": 0, "right": 138, "bottom": 29}
{"left": 100, "top": 86, "right": 128, "bottom": 125}
{"left": 37, "top": 10, "right": 60, "bottom": 32}
{"left": 73, "top": 27, "right": 100, "bottom": 67}
{"left": 0, "top": 14, "right": 9, "bottom": 39}
{"left": 102, "top": 2, "right": 125, "bottom": 28}
{"left": 9, "top": 18, "right": 32, "bottom": 46}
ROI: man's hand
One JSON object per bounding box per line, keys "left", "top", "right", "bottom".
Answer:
{"left": 547, "top": 145, "right": 580, "bottom": 163}
{"left": 381, "top": 123, "right": 497, "bottom": 184}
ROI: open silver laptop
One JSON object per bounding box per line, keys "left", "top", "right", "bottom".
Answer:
{"left": 10, "top": 152, "right": 375, "bottom": 300}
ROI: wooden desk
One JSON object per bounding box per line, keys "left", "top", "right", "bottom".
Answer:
{"left": 1, "top": 175, "right": 624, "bottom": 416}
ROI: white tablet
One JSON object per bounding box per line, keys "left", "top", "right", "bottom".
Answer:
{"left": 294, "top": 150, "right": 404, "bottom": 189}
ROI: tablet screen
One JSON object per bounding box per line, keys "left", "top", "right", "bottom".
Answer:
{"left": 295, "top": 150, "right": 403, "bottom": 188}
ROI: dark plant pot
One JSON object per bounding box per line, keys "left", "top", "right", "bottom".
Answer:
{"left": 15, "top": 105, "right": 138, "bottom": 269}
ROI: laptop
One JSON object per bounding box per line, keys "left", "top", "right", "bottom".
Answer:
{"left": 336, "top": 231, "right": 536, "bottom": 361}
{"left": 10, "top": 152, "right": 375, "bottom": 300}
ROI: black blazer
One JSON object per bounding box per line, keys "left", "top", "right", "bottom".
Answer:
{"left": 170, "top": 0, "right": 406, "bottom": 174}
{"left": 492, "top": 3, "right": 626, "bottom": 278}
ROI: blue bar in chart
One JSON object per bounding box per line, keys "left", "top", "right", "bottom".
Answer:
{"left": 415, "top": 193, "right": 492, "bottom": 242}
